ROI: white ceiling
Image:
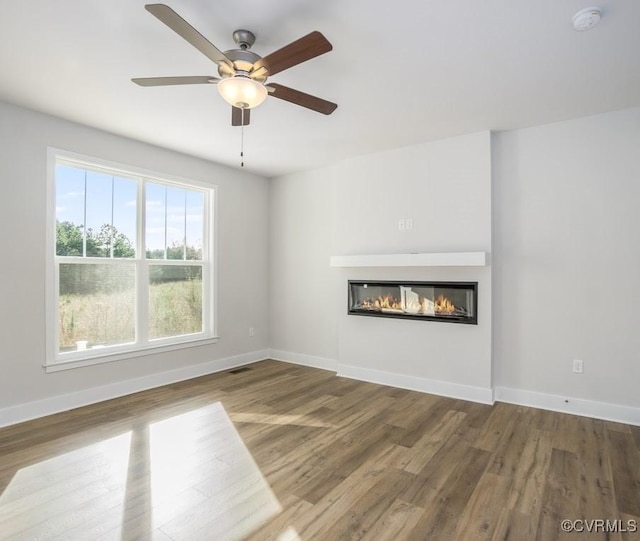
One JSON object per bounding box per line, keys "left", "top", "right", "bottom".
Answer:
{"left": 1, "top": 1, "right": 638, "bottom": 177}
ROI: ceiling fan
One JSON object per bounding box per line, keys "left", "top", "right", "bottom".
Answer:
{"left": 132, "top": 4, "right": 338, "bottom": 126}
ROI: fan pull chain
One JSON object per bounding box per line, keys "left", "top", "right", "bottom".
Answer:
{"left": 240, "top": 109, "right": 245, "bottom": 168}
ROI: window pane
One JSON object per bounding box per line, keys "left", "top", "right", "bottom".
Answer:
{"left": 146, "top": 183, "right": 166, "bottom": 259}
{"left": 146, "top": 183, "right": 205, "bottom": 261}
{"left": 85, "top": 170, "right": 113, "bottom": 257}
{"left": 186, "top": 191, "right": 204, "bottom": 260}
{"left": 149, "top": 265, "right": 202, "bottom": 339}
{"left": 85, "top": 171, "right": 137, "bottom": 258}
{"left": 55, "top": 165, "right": 85, "bottom": 256}
{"left": 166, "top": 186, "right": 186, "bottom": 260}
{"left": 112, "top": 176, "right": 137, "bottom": 258}
{"left": 56, "top": 165, "right": 137, "bottom": 259}
{"left": 58, "top": 263, "right": 136, "bottom": 353}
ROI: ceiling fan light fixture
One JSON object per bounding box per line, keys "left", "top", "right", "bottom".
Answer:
{"left": 217, "top": 76, "right": 267, "bottom": 109}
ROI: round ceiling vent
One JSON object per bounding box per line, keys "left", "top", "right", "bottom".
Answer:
{"left": 572, "top": 7, "right": 602, "bottom": 31}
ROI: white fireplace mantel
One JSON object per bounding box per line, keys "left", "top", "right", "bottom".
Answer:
{"left": 329, "top": 252, "right": 488, "bottom": 268}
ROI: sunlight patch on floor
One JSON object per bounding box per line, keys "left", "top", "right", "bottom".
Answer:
{"left": 0, "top": 403, "right": 283, "bottom": 540}
{"left": 230, "top": 411, "right": 332, "bottom": 428}
{"left": 0, "top": 432, "right": 132, "bottom": 539}
{"left": 150, "top": 402, "right": 282, "bottom": 539}
{"left": 277, "top": 525, "right": 303, "bottom": 541}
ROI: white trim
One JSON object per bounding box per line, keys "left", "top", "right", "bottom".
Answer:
{"left": 337, "top": 363, "right": 494, "bottom": 404}
{"left": 47, "top": 147, "right": 217, "bottom": 369}
{"left": 495, "top": 386, "right": 640, "bottom": 427}
{"left": 45, "top": 148, "right": 58, "bottom": 366}
{"left": 45, "top": 336, "right": 220, "bottom": 372}
{"left": 0, "top": 350, "right": 270, "bottom": 429}
{"left": 210, "top": 187, "right": 218, "bottom": 339}
{"left": 329, "top": 252, "right": 488, "bottom": 268}
{"left": 268, "top": 349, "right": 338, "bottom": 372}
{"left": 49, "top": 147, "right": 217, "bottom": 191}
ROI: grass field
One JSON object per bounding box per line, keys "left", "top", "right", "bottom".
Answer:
{"left": 58, "top": 279, "right": 202, "bottom": 351}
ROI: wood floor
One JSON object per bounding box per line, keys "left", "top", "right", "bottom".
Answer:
{"left": 0, "top": 360, "right": 638, "bottom": 540}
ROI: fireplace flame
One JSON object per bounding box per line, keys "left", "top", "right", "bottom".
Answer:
{"left": 364, "top": 294, "right": 403, "bottom": 311}
{"left": 360, "top": 294, "right": 456, "bottom": 315}
{"left": 435, "top": 294, "right": 456, "bottom": 314}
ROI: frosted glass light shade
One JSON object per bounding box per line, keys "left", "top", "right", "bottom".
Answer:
{"left": 217, "top": 76, "right": 267, "bottom": 109}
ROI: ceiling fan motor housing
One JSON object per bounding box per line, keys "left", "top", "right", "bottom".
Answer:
{"left": 218, "top": 48, "right": 267, "bottom": 82}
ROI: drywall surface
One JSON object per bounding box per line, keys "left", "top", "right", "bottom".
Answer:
{"left": 269, "top": 169, "right": 340, "bottom": 363}
{"left": 493, "top": 108, "right": 640, "bottom": 409}
{"left": 270, "top": 131, "right": 492, "bottom": 392}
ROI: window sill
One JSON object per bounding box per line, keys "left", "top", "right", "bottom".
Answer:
{"left": 44, "top": 336, "right": 219, "bottom": 373}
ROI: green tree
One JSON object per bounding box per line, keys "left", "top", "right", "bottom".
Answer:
{"left": 57, "top": 220, "right": 201, "bottom": 263}
{"left": 146, "top": 242, "right": 202, "bottom": 261}
{"left": 96, "top": 224, "right": 135, "bottom": 258}
{"left": 56, "top": 220, "right": 134, "bottom": 258}
{"left": 56, "top": 221, "right": 84, "bottom": 256}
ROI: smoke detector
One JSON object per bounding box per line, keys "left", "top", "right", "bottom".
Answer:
{"left": 572, "top": 7, "right": 602, "bottom": 31}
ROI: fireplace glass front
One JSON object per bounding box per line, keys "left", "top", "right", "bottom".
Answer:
{"left": 348, "top": 281, "right": 477, "bottom": 324}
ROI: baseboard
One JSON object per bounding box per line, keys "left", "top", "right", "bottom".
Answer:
{"left": 495, "top": 386, "right": 640, "bottom": 426}
{"left": 337, "top": 363, "right": 494, "bottom": 405}
{"left": 0, "top": 349, "right": 270, "bottom": 429}
{"left": 267, "top": 351, "right": 492, "bottom": 404}
{"left": 8, "top": 350, "right": 635, "bottom": 429}
{"left": 268, "top": 349, "right": 338, "bottom": 372}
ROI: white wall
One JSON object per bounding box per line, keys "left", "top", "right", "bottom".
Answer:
{"left": 269, "top": 169, "right": 339, "bottom": 363}
{"left": 3, "top": 98, "right": 637, "bottom": 426}
{"left": 0, "top": 102, "right": 270, "bottom": 421}
{"left": 493, "top": 107, "right": 640, "bottom": 411}
{"left": 270, "top": 132, "right": 493, "bottom": 399}
{"left": 270, "top": 109, "right": 640, "bottom": 422}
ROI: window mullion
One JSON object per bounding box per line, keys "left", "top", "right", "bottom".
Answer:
{"left": 138, "top": 179, "right": 148, "bottom": 346}
{"left": 139, "top": 180, "right": 146, "bottom": 261}
{"left": 110, "top": 175, "right": 115, "bottom": 258}
{"left": 206, "top": 190, "right": 214, "bottom": 334}
{"left": 83, "top": 169, "right": 87, "bottom": 257}
{"left": 138, "top": 259, "right": 149, "bottom": 346}
{"left": 163, "top": 185, "right": 168, "bottom": 260}
{"left": 183, "top": 190, "right": 187, "bottom": 260}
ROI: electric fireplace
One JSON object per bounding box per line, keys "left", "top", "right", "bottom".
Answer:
{"left": 348, "top": 281, "right": 477, "bottom": 324}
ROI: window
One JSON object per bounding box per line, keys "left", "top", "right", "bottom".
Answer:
{"left": 46, "top": 150, "right": 215, "bottom": 370}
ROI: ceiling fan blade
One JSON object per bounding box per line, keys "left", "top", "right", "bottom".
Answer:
{"left": 145, "top": 4, "right": 234, "bottom": 71}
{"left": 231, "top": 107, "right": 251, "bottom": 126}
{"left": 268, "top": 83, "right": 337, "bottom": 115}
{"left": 132, "top": 76, "right": 219, "bottom": 87}
{"left": 253, "top": 31, "right": 332, "bottom": 76}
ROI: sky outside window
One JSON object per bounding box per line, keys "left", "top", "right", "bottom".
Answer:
{"left": 57, "top": 165, "right": 203, "bottom": 260}
{"left": 146, "top": 182, "right": 204, "bottom": 259}
{"left": 55, "top": 165, "right": 85, "bottom": 228}
{"left": 56, "top": 164, "right": 137, "bottom": 256}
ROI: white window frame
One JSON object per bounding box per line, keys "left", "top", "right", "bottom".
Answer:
{"left": 45, "top": 148, "right": 217, "bottom": 372}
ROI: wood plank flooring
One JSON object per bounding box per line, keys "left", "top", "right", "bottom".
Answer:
{"left": 0, "top": 360, "right": 638, "bottom": 540}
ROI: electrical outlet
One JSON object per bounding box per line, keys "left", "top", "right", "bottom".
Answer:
{"left": 398, "top": 219, "right": 405, "bottom": 231}
{"left": 405, "top": 218, "right": 413, "bottom": 230}
{"left": 249, "top": 327, "right": 255, "bottom": 337}
{"left": 572, "top": 359, "right": 583, "bottom": 374}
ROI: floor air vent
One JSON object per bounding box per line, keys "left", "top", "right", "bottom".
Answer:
{"left": 228, "top": 367, "right": 253, "bottom": 375}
